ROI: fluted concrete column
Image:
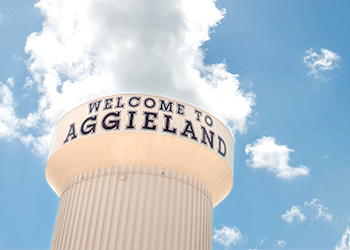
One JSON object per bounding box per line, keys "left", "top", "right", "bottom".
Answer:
{"left": 51, "top": 166, "right": 213, "bottom": 250}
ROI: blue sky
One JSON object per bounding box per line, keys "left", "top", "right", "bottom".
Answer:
{"left": 1, "top": 0, "right": 350, "bottom": 249}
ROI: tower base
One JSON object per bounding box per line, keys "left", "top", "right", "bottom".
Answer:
{"left": 51, "top": 165, "right": 213, "bottom": 250}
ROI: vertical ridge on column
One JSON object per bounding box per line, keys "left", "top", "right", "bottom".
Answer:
{"left": 108, "top": 165, "right": 125, "bottom": 249}
{"left": 131, "top": 165, "right": 147, "bottom": 250}
{"left": 100, "top": 166, "right": 116, "bottom": 250}
{"left": 57, "top": 178, "right": 74, "bottom": 250}
{"left": 74, "top": 170, "right": 91, "bottom": 249}
{"left": 66, "top": 173, "right": 84, "bottom": 250}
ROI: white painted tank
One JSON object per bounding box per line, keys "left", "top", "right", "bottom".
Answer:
{"left": 46, "top": 93, "right": 233, "bottom": 250}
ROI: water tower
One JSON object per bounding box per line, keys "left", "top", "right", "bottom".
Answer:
{"left": 46, "top": 93, "right": 233, "bottom": 249}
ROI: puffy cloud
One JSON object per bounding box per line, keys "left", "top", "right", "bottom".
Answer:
{"left": 213, "top": 226, "right": 243, "bottom": 248}
{"left": 303, "top": 48, "right": 341, "bottom": 81}
{"left": 245, "top": 136, "right": 310, "bottom": 180}
{"left": 281, "top": 206, "right": 306, "bottom": 224}
{"left": 0, "top": 79, "right": 49, "bottom": 154}
{"left": 335, "top": 227, "right": 350, "bottom": 250}
{"left": 282, "top": 198, "right": 332, "bottom": 224}
{"left": 5, "top": 0, "right": 255, "bottom": 155}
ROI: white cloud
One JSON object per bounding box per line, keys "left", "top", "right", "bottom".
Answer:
{"left": 6, "top": 78, "right": 14, "bottom": 87}
{"left": 4, "top": 0, "right": 255, "bottom": 155}
{"left": 281, "top": 206, "right": 306, "bottom": 224}
{"left": 245, "top": 136, "right": 310, "bottom": 180}
{"left": 303, "top": 48, "right": 342, "bottom": 81}
{"left": 282, "top": 198, "right": 332, "bottom": 224}
{"left": 13, "top": 54, "right": 24, "bottom": 62}
{"left": 305, "top": 198, "right": 332, "bottom": 222}
{"left": 335, "top": 227, "right": 350, "bottom": 250}
{"left": 213, "top": 226, "right": 243, "bottom": 248}
{"left": 274, "top": 240, "right": 286, "bottom": 249}
{"left": 0, "top": 79, "right": 49, "bottom": 154}
{"left": 0, "top": 82, "right": 19, "bottom": 140}
{"left": 257, "top": 237, "right": 267, "bottom": 245}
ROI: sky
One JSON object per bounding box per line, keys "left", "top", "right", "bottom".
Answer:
{"left": 0, "top": 0, "right": 350, "bottom": 249}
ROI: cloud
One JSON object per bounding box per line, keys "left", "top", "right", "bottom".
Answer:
{"left": 4, "top": 0, "right": 255, "bottom": 156}
{"left": 0, "top": 79, "right": 47, "bottom": 154}
{"left": 13, "top": 54, "right": 24, "bottom": 62}
{"left": 335, "top": 227, "right": 350, "bottom": 250}
{"left": 0, "top": 81, "right": 19, "bottom": 140}
{"left": 282, "top": 198, "right": 332, "bottom": 224}
{"left": 305, "top": 198, "right": 333, "bottom": 222}
{"left": 274, "top": 240, "right": 286, "bottom": 249}
{"left": 281, "top": 206, "right": 306, "bottom": 224}
{"left": 303, "top": 48, "right": 341, "bottom": 81}
{"left": 6, "top": 78, "right": 14, "bottom": 87}
{"left": 213, "top": 226, "right": 243, "bottom": 248}
{"left": 257, "top": 237, "right": 267, "bottom": 246}
{"left": 245, "top": 136, "right": 310, "bottom": 180}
